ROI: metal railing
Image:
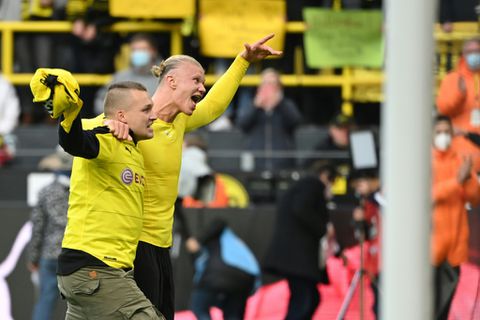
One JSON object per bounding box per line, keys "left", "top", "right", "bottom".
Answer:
{"left": 0, "top": 20, "right": 478, "bottom": 114}
{"left": 0, "top": 20, "right": 183, "bottom": 84}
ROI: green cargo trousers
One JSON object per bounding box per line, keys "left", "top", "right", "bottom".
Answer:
{"left": 57, "top": 266, "right": 165, "bottom": 319}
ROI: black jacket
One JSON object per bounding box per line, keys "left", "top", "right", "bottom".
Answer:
{"left": 236, "top": 97, "right": 302, "bottom": 171}
{"left": 263, "top": 176, "right": 330, "bottom": 281}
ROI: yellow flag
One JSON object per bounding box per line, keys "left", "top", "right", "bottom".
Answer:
{"left": 109, "top": 0, "right": 195, "bottom": 18}
{"left": 199, "top": 0, "right": 286, "bottom": 58}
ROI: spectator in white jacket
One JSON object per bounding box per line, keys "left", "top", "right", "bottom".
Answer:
{"left": 0, "top": 74, "right": 20, "bottom": 166}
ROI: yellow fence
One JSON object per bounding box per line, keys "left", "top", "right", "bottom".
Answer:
{"left": 0, "top": 21, "right": 478, "bottom": 115}
{"left": 0, "top": 21, "right": 183, "bottom": 85}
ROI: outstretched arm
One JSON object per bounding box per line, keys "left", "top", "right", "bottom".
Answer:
{"left": 186, "top": 34, "right": 283, "bottom": 132}
{"left": 239, "top": 33, "right": 283, "bottom": 63}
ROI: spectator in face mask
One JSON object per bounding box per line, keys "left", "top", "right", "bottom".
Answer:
{"left": 437, "top": 37, "right": 480, "bottom": 172}
{"left": 431, "top": 115, "right": 480, "bottom": 320}
{"left": 94, "top": 33, "right": 161, "bottom": 115}
{"left": 236, "top": 68, "right": 302, "bottom": 172}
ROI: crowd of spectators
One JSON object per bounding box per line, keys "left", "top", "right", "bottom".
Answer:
{"left": 0, "top": 0, "right": 389, "bottom": 181}
{"left": 0, "top": 0, "right": 385, "bottom": 126}
{"left": 2, "top": 1, "right": 480, "bottom": 319}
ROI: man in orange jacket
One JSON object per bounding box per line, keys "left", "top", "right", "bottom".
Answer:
{"left": 437, "top": 38, "right": 480, "bottom": 172}
{"left": 431, "top": 115, "right": 480, "bottom": 320}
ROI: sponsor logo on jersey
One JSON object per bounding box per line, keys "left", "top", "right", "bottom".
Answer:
{"left": 121, "top": 167, "right": 145, "bottom": 186}
{"left": 121, "top": 168, "right": 134, "bottom": 185}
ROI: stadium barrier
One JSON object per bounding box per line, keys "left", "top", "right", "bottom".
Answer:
{"left": 0, "top": 21, "right": 478, "bottom": 114}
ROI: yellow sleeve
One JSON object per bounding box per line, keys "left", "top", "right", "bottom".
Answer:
{"left": 185, "top": 55, "right": 249, "bottom": 132}
{"left": 82, "top": 113, "right": 106, "bottom": 130}
{"left": 96, "top": 133, "right": 115, "bottom": 161}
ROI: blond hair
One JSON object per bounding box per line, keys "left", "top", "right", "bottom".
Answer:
{"left": 151, "top": 55, "right": 203, "bottom": 83}
{"left": 104, "top": 81, "right": 147, "bottom": 116}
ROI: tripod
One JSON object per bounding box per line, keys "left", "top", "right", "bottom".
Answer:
{"left": 336, "top": 222, "right": 378, "bottom": 320}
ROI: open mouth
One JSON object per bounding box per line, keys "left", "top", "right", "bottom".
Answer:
{"left": 191, "top": 94, "right": 202, "bottom": 104}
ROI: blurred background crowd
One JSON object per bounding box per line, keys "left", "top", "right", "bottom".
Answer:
{"left": 1, "top": 0, "right": 480, "bottom": 319}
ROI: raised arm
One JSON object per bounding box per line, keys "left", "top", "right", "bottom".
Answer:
{"left": 186, "top": 34, "right": 283, "bottom": 131}
{"left": 185, "top": 56, "right": 249, "bottom": 131}
{"left": 29, "top": 68, "right": 115, "bottom": 158}
{"left": 59, "top": 115, "right": 108, "bottom": 159}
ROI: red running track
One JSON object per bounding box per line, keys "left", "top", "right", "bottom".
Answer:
{"left": 176, "top": 246, "right": 480, "bottom": 320}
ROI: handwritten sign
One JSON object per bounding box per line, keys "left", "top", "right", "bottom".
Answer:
{"left": 109, "top": 0, "right": 195, "bottom": 19}
{"left": 303, "top": 8, "right": 384, "bottom": 68}
{"left": 199, "top": 0, "right": 286, "bottom": 58}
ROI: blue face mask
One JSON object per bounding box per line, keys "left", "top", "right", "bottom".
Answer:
{"left": 130, "top": 50, "right": 151, "bottom": 68}
{"left": 466, "top": 53, "right": 480, "bottom": 71}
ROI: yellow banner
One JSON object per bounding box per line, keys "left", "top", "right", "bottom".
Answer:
{"left": 109, "top": 0, "right": 195, "bottom": 19}
{"left": 199, "top": 0, "right": 286, "bottom": 58}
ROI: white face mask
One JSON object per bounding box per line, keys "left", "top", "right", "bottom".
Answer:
{"left": 434, "top": 132, "right": 452, "bottom": 151}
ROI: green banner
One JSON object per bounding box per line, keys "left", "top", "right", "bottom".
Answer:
{"left": 303, "top": 8, "right": 384, "bottom": 68}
